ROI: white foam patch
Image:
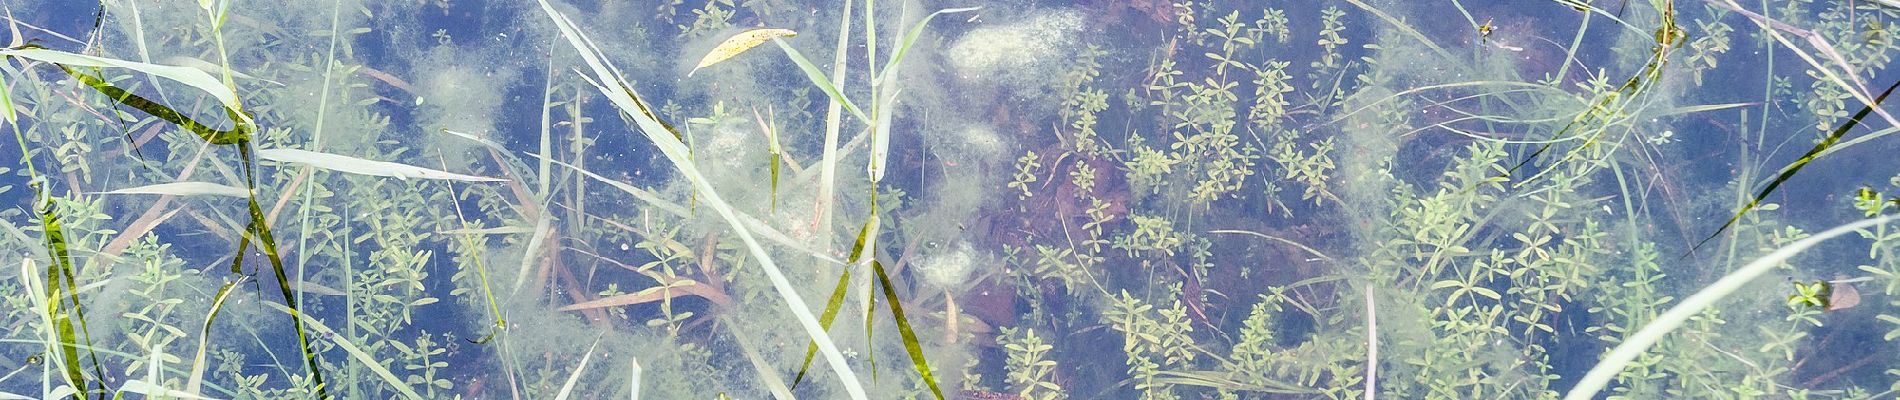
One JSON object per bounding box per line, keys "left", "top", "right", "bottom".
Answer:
{"left": 945, "top": 10, "right": 1084, "bottom": 83}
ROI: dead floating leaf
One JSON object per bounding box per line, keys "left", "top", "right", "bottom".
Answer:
{"left": 689, "top": 28, "right": 796, "bottom": 77}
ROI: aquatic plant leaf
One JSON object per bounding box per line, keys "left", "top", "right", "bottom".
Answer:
{"left": 446, "top": 191, "right": 510, "bottom": 346}
{"left": 440, "top": 128, "right": 509, "bottom": 152}
{"left": 101, "top": 182, "right": 249, "bottom": 198}
{"left": 262, "top": 302, "right": 422, "bottom": 400}
{"left": 537, "top": 2, "right": 869, "bottom": 398}
{"left": 1566, "top": 215, "right": 1899, "bottom": 400}
{"left": 723, "top": 316, "right": 794, "bottom": 400}
{"left": 873, "top": 7, "right": 981, "bottom": 85}
{"left": 161, "top": 55, "right": 274, "bottom": 84}
{"left": 771, "top": 39, "right": 868, "bottom": 121}
{"left": 1148, "top": 370, "right": 1313, "bottom": 394}
{"left": 257, "top": 148, "right": 504, "bottom": 182}
{"left": 871, "top": 258, "right": 946, "bottom": 400}
{"left": 1656, "top": 102, "right": 1757, "bottom": 117}
{"left": 510, "top": 214, "right": 552, "bottom": 298}
{"left": 533, "top": 156, "right": 691, "bottom": 218}
{"left": 37, "top": 196, "right": 104, "bottom": 399}
{"left": 186, "top": 278, "right": 243, "bottom": 395}
{"left": 556, "top": 282, "right": 732, "bottom": 311}
{"left": 690, "top": 28, "right": 796, "bottom": 77}
{"left": 47, "top": 62, "right": 251, "bottom": 145}
{"left": 0, "top": 47, "right": 244, "bottom": 115}
{"left": 0, "top": 66, "right": 15, "bottom": 123}
{"left": 630, "top": 356, "right": 645, "bottom": 400}
{"left": 553, "top": 338, "right": 602, "bottom": 400}
{"left": 790, "top": 268, "right": 853, "bottom": 389}
{"left": 438, "top": 225, "right": 535, "bottom": 235}
{"left": 769, "top": 151, "right": 780, "bottom": 211}
{"left": 119, "top": 379, "right": 215, "bottom": 400}
{"left": 235, "top": 174, "right": 329, "bottom": 399}
{"left": 1693, "top": 79, "right": 1900, "bottom": 253}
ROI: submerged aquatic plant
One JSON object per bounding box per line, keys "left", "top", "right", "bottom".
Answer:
{"left": 4, "top": 0, "right": 1900, "bottom": 399}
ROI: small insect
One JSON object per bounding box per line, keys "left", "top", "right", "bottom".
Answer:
{"left": 25, "top": 354, "right": 41, "bottom": 365}
{"left": 1478, "top": 18, "right": 1495, "bottom": 40}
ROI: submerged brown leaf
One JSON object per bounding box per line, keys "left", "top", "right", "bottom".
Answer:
{"left": 1828, "top": 282, "right": 1861, "bottom": 311}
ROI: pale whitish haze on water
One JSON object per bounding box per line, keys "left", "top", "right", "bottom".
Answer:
{"left": 3, "top": 0, "right": 1900, "bottom": 399}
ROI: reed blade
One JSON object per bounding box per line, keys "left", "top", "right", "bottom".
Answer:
{"left": 1692, "top": 79, "right": 1900, "bottom": 253}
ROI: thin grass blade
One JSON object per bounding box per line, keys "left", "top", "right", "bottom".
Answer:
{"left": 100, "top": 182, "right": 249, "bottom": 198}
{"left": 262, "top": 302, "right": 422, "bottom": 399}
{"left": 257, "top": 148, "right": 503, "bottom": 182}
{"left": 1693, "top": 79, "right": 1900, "bottom": 252}
{"left": 871, "top": 258, "right": 945, "bottom": 400}
{"left": 186, "top": 278, "right": 244, "bottom": 395}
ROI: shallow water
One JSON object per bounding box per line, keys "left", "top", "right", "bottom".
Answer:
{"left": 3, "top": 0, "right": 1900, "bottom": 399}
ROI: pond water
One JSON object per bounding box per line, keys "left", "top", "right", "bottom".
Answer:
{"left": 3, "top": 0, "right": 1900, "bottom": 399}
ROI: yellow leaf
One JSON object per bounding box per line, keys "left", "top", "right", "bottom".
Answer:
{"left": 689, "top": 28, "right": 796, "bottom": 77}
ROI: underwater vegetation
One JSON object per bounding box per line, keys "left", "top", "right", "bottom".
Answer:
{"left": 5, "top": 0, "right": 1900, "bottom": 399}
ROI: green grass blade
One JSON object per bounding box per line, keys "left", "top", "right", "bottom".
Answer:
{"left": 37, "top": 199, "right": 98, "bottom": 399}
{"left": 789, "top": 268, "right": 852, "bottom": 389}
{"left": 0, "top": 46, "right": 245, "bottom": 115}
{"left": 769, "top": 150, "right": 780, "bottom": 211}
{"left": 49, "top": 61, "right": 251, "bottom": 145}
{"left": 186, "top": 278, "right": 244, "bottom": 395}
{"left": 793, "top": 215, "right": 877, "bottom": 388}
{"left": 535, "top": 2, "right": 868, "bottom": 398}
{"left": 448, "top": 186, "right": 508, "bottom": 345}
{"left": 261, "top": 302, "right": 422, "bottom": 400}
{"left": 874, "top": 7, "right": 982, "bottom": 86}
{"left": 871, "top": 258, "right": 944, "bottom": 400}
{"left": 237, "top": 145, "right": 330, "bottom": 399}
{"left": 1693, "top": 79, "right": 1900, "bottom": 253}
{"left": 771, "top": 39, "right": 868, "bottom": 122}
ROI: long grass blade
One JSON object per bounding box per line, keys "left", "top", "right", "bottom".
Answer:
{"left": 873, "top": 7, "right": 980, "bottom": 86}
{"left": 871, "top": 258, "right": 945, "bottom": 400}
{"left": 771, "top": 39, "right": 867, "bottom": 122}
{"left": 0, "top": 46, "right": 244, "bottom": 114}
{"left": 100, "top": 181, "right": 249, "bottom": 198}
{"left": 186, "top": 278, "right": 244, "bottom": 395}
{"left": 257, "top": 148, "right": 503, "bottom": 182}
{"left": 261, "top": 302, "right": 422, "bottom": 400}
{"left": 1567, "top": 215, "right": 1899, "bottom": 400}
{"left": 236, "top": 154, "right": 330, "bottom": 398}
{"left": 1693, "top": 79, "right": 1900, "bottom": 253}
{"left": 38, "top": 194, "right": 103, "bottom": 399}
{"left": 534, "top": 2, "right": 869, "bottom": 398}
{"left": 790, "top": 268, "right": 852, "bottom": 389}
{"left": 792, "top": 216, "right": 873, "bottom": 388}
{"left": 553, "top": 337, "right": 601, "bottom": 400}
{"left": 722, "top": 316, "right": 794, "bottom": 400}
